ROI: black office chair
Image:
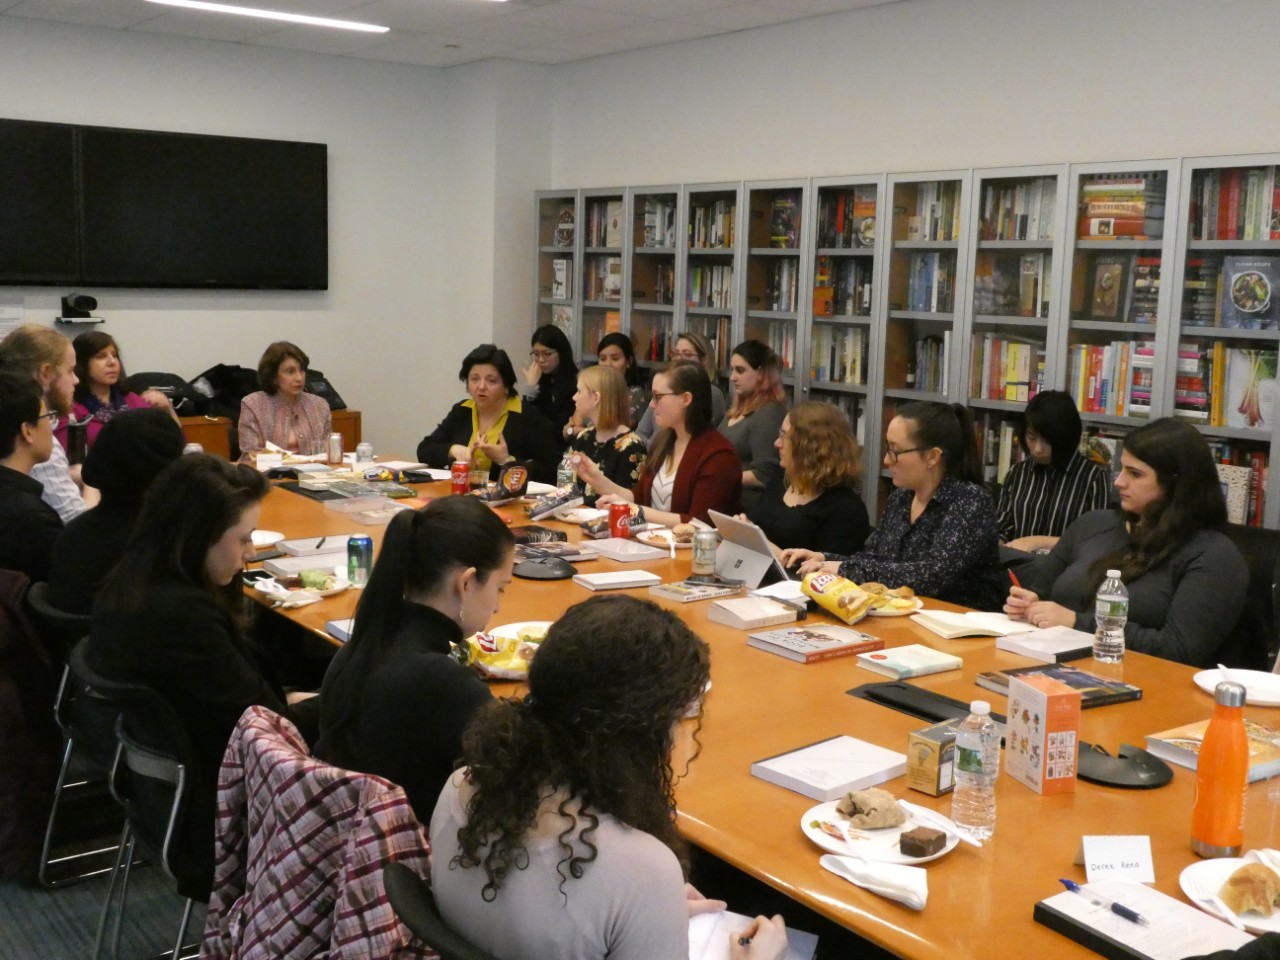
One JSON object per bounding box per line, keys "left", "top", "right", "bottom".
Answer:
{"left": 383, "top": 862, "right": 503, "bottom": 960}
{"left": 68, "top": 641, "right": 199, "bottom": 960}
{"left": 26, "top": 581, "right": 89, "bottom": 664}
{"left": 1221, "top": 524, "right": 1280, "bottom": 671}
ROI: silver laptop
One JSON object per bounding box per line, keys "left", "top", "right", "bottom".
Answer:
{"left": 708, "top": 510, "right": 794, "bottom": 589}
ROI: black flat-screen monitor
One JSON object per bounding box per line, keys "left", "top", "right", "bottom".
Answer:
{"left": 78, "top": 126, "right": 328, "bottom": 289}
{"left": 0, "top": 119, "right": 79, "bottom": 284}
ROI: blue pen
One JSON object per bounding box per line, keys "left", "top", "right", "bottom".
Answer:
{"left": 1059, "top": 879, "right": 1150, "bottom": 926}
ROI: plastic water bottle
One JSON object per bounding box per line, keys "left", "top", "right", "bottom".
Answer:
{"left": 951, "top": 700, "right": 999, "bottom": 843}
{"left": 1093, "top": 569, "right": 1128, "bottom": 663}
{"left": 555, "top": 449, "right": 575, "bottom": 490}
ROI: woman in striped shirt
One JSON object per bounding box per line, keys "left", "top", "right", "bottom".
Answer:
{"left": 998, "top": 390, "right": 1110, "bottom": 553}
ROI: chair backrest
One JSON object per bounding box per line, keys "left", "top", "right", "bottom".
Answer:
{"left": 67, "top": 639, "right": 195, "bottom": 886}
{"left": 1222, "top": 524, "right": 1280, "bottom": 671}
{"left": 26, "top": 581, "right": 91, "bottom": 668}
{"left": 383, "top": 862, "right": 503, "bottom": 960}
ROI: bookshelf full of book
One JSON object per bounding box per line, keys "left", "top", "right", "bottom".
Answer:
{"left": 804, "top": 175, "right": 886, "bottom": 463}
{"left": 533, "top": 190, "right": 580, "bottom": 345}
{"left": 682, "top": 183, "right": 741, "bottom": 375}
{"left": 1166, "top": 153, "right": 1280, "bottom": 527}
{"left": 578, "top": 189, "right": 627, "bottom": 360}
{"left": 626, "top": 187, "right": 681, "bottom": 370}
{"left": 959, "top": 166, "right": 1067, "bottom": 487}
{"left": 739, "top": 181, "right": 808, "bottom": 382}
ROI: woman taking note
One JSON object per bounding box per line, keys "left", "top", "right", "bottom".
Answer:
{"left": 596, "top": 332, "right": 649, "bottom": 428}
{"left": 782, "top": 401, "right": 1003, "bottom": 609}
{"left": 745, "top": 401, "right": 869, "bottom": 555}
{"left": 522, "top": 324, "right": 578, "bottom": 443}
{"left": 58, "top": 331, "right": 179, "bottom": 452}
{"left": 997, "top": 390, "right": 1110, "bottom": 553}
{"left": 635, "top": 331, "right": 726, "bottom": 442}
{"left": 87, "top": 454, "right": 291, "bottom": 898}
{"left": 431, "top": 595, "right": 788, "bottom": 960}
{"left": 417, "top": 343, "right": 560, "bottom": 484}
{"left": 720, "top": 341, "right": 786, "bottom": 508}
{"left": 317, "top": 496, "right": 515, "bottom": 822}
{"left": 237, "top": 340, "right": 332, "bottom": 456}
{"left": 584, "top": 361, "right": 740, "bottom": 526}
{"left": 1004, "top": 417, "right": 1246, "bottom": 666}
{"left": 564, "top": 365, "right": 646, "bottom": 504}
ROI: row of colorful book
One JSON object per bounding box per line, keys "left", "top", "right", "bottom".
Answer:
{"left": 1175, "top": 341, "right": 1278, "bottom": 429}
{"left": 763, "top": 320, "right": 797, "bottom": 370}
{"left": 910, "top": 333, "right": 948, "bottom": 394}
{"left": 974, "top": 411, "right": 1026, "bottom": 485}
{"left": 816, "top": 186, "right": 876, "bottom": 249}
{"left": 812, "top": 256, "right": 873, "bottom": 318}
{"left": 763, "top": 259, "right": 800, "bottom": 312}
{"left": 1066, "top": 339, "right": 1154, "bottom": 416}
{"left": 973, "top": 252, "right": 1049, "bottom": 318}
{"left": 905, "top": 181, "right": 962, "bottom": 242}
{"left": 1190, "top": 165, "right": 1280, "bottom": 242}
{"left": 689, "top": 200, "right": 735, "bottom": 249}
{"left": 1076, "top": 173, "right": 1166, "bottom": 240}
{"left": 686, "top": 264, "right": 733, "bottom": 310}
{"left": 906, "top": 252, "right": 956, "bottom": 312}
{"left": 809, "top": 324, "right": 869, "bottom": 386}
{"left": 1183, "top": 255, "right": 1280, "bottom": 329}
{"left": 687, "top": 316, "right": 733, "bottom": 370}
{"left": 969, "top": 334, "right": 1045, "bottom": 403}
{"left": 641, "top": 196, "right": 678, "bottom": 249}
{"left": 1076, "top": 252, "right": 1160, "bottom": 323}
{"left": 584, "top": 199, "right": 623, "bottom": 248}
{"left": 978, "top": 178, "right": 1057, "bottom": 242}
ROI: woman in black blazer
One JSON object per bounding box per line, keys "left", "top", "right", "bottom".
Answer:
{"left": 417, "top": 344, "right": 561, "bottom": 484}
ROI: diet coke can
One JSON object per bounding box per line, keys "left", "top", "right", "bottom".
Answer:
{"left": 451, "top": 461, "right": 470, "bottom": 495}
{"left": 608, "top": 502, "right": 632, "bottom": 539}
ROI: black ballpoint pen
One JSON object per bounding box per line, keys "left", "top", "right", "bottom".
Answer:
{"left": 1059, "top": 878, "right": 1150, "bottom": 926}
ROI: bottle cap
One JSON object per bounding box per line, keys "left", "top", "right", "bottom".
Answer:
{"left": 970, "top": 700, "right": 991, "bottom": 716}
{"left": 1214, "top": 681, "right": 1247, "bottom": 707}
{"left": 1106, "top": 569, "right": 1121, "bottom": 578}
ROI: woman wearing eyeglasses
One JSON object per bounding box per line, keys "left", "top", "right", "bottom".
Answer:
{"left": 587, "top": 360, "right": 740, "bottom": 526}
{"left": 781, "top": 401, "right": 1003, "bottom": 609}
{"left": 635, "top": 332, "right": 726, "bottom": 443}
{"left": 521, "top": 325, "right": 578, "bottom": 445}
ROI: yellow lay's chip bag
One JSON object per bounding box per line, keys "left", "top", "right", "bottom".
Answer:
{"left": 801, "top": 572, "right": 874, "bottom": 624}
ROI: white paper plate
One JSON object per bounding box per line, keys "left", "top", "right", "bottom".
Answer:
{"left": 252, "top": 529, "right": 285, "bottom": 548}
{"left": 488, "top": 621, "right": 554, "bottom": 643}
{"left": 866, "top": 597, "right": 924, "bottom": 618}
{"left": 800, "top": 799, "right": 959, "bottom": 865}
{"left": 636, "top": 530, "right": 691, "bottom": 549}
{"left": 255, "top": 577, "right": 350, "bottom": 599}
{"left": 1193, "top": 669, "right": 1280, "bottom": 707}
{"left": 1179, "top": 858, "right": 1280, "bottom": 934}
{"left": 555, "top": 506, "right": 607, "bottom": 524}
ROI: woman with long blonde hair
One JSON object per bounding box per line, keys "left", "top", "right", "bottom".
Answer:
{"left": 565, "top": 364, "right": 646, "bottom": 504}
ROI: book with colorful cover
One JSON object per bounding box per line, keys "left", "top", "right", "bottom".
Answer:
{"left": 974, "top": 663, "right": 1142, "bottom": 708}
{"left": 747, "top": 624, "right": 884, "bottom": 664}
{"left": 1223, "top": 347, "right": 1278, "bottom": 429}
{"left": 1219, "top": 256, "right": 1280, "bottom": 329}
{"left": 1144, "top": 716, "right": 1280, "bottom": 783}
{"left": 855, "top": 644, "right": 962, "bottom": 679}
{"left": 648, "top": 580, "right": 743, "bottom": 604}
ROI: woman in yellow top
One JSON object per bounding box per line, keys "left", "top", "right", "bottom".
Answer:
{"left": 417, "top": 344, "right": 560, "bottom": 484}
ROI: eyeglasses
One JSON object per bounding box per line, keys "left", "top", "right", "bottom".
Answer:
{"left": 883, "top": 445, "right": 930, "bottom": 464}
{"left": 672, "top": 349, "right": 701, "bottom": 360}
{"left": 34, "top": 410, "right": 59, "bottom": 424}
{"left": 530, "top": 349, "right": 556, "bottom": 361}
{"left": 650, "top": 391, "right": 683, "bottom": 403}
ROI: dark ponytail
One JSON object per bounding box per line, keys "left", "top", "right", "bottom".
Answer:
{"left": 897, "top": 401, "right": 983, "bottom": 484}
{"left": 319, "top": 497, "right": 514, "bottom": 769}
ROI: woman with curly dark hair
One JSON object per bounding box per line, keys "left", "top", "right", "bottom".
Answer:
{"left": 1005, "top": 417, "right": 1247, "bottom": 666}
{"left": 745, "top": 401, "right": 869, "bottom": 555}
{"left": 430, "top": 595, "right": 787, "bottom": 960}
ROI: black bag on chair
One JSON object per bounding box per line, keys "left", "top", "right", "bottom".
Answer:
{"left": 129, "top": 372, "right": 206, "bottom": 416}
{"left": 190, "top": 364, "right": 260, "bottom": 423}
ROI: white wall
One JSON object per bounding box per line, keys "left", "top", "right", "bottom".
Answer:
{"left": 546, "top": 0, "right": 1280, "bottom": 187}
{"left": 0, "top": 17, "right": 458, "bottom": 456}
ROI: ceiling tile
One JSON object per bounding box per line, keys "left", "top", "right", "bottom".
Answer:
{"left": 495, "top": 3, "right": 646, "bottom": 37}
{"left": 446, "top": 15, "right": 565, "bottom": 47}
{"left": 240, "top": 23, "right": 394, "bottom": 54}
{"left": 676, "top": 0, "right": 811, "bottom": 31}
{"left": 131, "top": 9, "right": 279, "bottom": 40}
{"left": 4, "top": 0, "right": 156, "bottom": 29}
{"left": 560, "top": 0, "right": 735, "bottom": 17}
{"left": 340, "top": 0, "right": 502, "bottom": 33}
{"left": 359, "top": 29, "right": 508, "bottom": 67}
{"left": 513, "top": 17, "right": 720, "bottom": 61}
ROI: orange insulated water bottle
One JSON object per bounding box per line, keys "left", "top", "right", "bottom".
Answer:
{"left": 1190, "top": 681, "right": 1249, "bottom": 858}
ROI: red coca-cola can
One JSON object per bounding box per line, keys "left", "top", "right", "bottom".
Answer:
{"left": 451, "top": 461, "right": 470, "bottom": 495}
{"left": 608, "top": 502, "right": 632, "bottom": 539}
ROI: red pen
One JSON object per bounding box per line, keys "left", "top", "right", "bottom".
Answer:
{"left": 1008, "top": 569, "right": 1022, "bottom": 589}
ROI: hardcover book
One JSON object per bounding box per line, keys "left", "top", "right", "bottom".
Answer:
{"left": 571, "top": 570, "right": 662, "bottom": 591}
{"left": 648, "top": 580, "right": 744, "bottom": 604}
{"left": 855, "top": 644, "right": 962, "bottom": 679}
{"left": 1223, "top": 347, "right": 1277, "bottom": 429}
{"left": 747, "top": 624, "right": 884, "bottom": 664}
{"left": 1219, "top": 256, "right": 1279, "bottom": 329}
{"left": 707, "top": 597, "right": 799, "bottom": 630}
{"left": 995, "top": 626, "right": 1095, "bottom": 664}
{"left": 1144, "top": 716, "right": 1280, "bottom": 783}
{"left": 750, "top": 734, "right": 907, "bottom": 801}
{"left": 974, "top": 664, "right": 1142, "bottom": 708}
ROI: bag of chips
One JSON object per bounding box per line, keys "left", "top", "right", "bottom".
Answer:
{"left": 801, "top": 572, "right": 874, "bottom": 624}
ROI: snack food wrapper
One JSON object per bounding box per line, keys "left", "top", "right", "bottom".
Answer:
{"left": 455, "top": 627, "right": 545, "bottom": 680}
{"left": 801, "top": 572, "right": 873, "bottom": 624}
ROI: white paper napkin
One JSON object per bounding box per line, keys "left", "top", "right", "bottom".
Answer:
{"left": 819, "top": 854, "right": 928, "bottom": 910}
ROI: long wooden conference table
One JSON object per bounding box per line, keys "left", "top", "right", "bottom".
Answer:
{"left": 253, "top": 480, "right": 1279, "bottom": 960}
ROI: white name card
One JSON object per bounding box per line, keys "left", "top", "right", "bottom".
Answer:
{"left": 1082, "top": 835, "right": 1155, "bottom": 883}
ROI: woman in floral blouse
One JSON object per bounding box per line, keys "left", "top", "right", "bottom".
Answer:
{"left": 566, "top": 365, "right": 646, "bottom": 505}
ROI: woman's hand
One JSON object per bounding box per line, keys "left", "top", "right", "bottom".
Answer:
{"left": 448, "top": 443, "right": 473, "bottom": 464}
{"left": 139, "top": 388, "right": 173, "bottom": 410}
{"left": 729, "top": 915, "right": 788, "bottom": 960}
{"left": 521, "top": 360, "right": 542, "bottom": 390}
{"left": 1024, "top": 600, "right": 1077, "bottom": 630}
{"left": 476, "top": 433, "right": 509, "bottom": 466}
{"left": 779, "top": 547, "right": 821, "bottom": 570}
{"left": 684, "top": 883, "right": 727, "bottom": 918}
{"left": 570, "top": 452, "right": 602, "bottom": 486}
{"left": 1003, "top": 585, "right": 1039, "bottom": 620}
